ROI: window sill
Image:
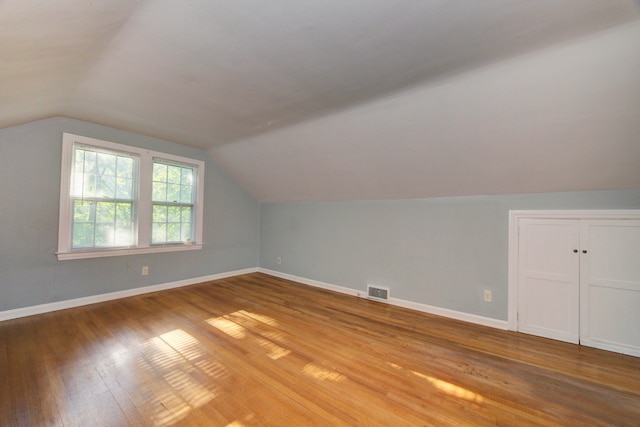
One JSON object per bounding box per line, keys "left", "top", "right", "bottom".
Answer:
{"left": 56, "top": 243, "right": 203, "bottom": 261}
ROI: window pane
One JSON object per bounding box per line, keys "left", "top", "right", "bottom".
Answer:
{"left": 167, "top": 165, "right": 182, "bottom": 184}
{"left": 96, "top": 202, "right": 115, "bottom": 223}
{"left": 116, "top": 177, "right": 133, "bottom": 200}
{"left": 97, "top": 153, "right": 116, "bottom": 177}
{"left": 71, "top": 199, "right": 133, "bottom": 249}
{"left": 94, "top": 224, "right": 109, "bottom": 246}
{"left": 153, "top": 205, "right": 167, "bottom": 223}
{"left": 83, "top": 173, "right": 96, "bottom": 198}
{"left": 74, "top": 147, "right": 136, "bottom": 202}
{"left": 167, "top": 184, "right": 181, "bottom": 203}
{"left": 180, "top": 184, "right": 193, "bottom": 203}
{"left": 84, "top": 151, "right": 97, "bottom": 174}
{"left": 115, "top": 203, "right": 132, "bottom": 225}
{"left": 152, "top": 161, "right": 196, "bottom": 205}
{"left": 97, "top": 175, "right": 116, "bottom": 198}
{"left": 75, "top": 149, "right": 85, "bottom": 172}
{"left": 151, "top": 203, "right": 193, "bottom": 244}
{"left": 167, "top": 223, "right": 181, "bottom": 242}
{"left": 167, "top": 206, "right": 181, "bottom": 222}
{"left": 181, "top": 223, "right": 191, "bottom": 241}
{"left": 117, "top": 156, "right": 134, "bottom": 178}
{"left": 152, "top": 182, "right": 167, "bottom": 202}
{"left": 181, "top": 168, "right": 193, "bottom": 185}
{"left": 181, "top": 206, "right": 192, "bottom": 224}
{"left": 73, "top": 201, "right": 93, "bottom": 222}
{"left": 114, "top": 203, "right": 133, "bottom": 246}
{"left": 73, "top": 172, "right": 84, "bottom": 196}
{"left": 73, "top": 223, "right": 95, "bottom": 248}
{"left": 114, "top": 227, "right": 132, "bottom": 246}
{"left": 152, "top": 223, "right": 166, "bottom": 243}
{"left": 153, "top": 163, "right": 167, "bottom": 183}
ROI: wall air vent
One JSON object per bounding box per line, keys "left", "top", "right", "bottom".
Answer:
{"left": 367, "top": 284, "right": 390, "bottom": 302}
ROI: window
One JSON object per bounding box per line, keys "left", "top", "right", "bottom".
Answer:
{"left": 151, "top": 160, "right": 195, "bottom": 244}
{"left": 58, "top": 133, "right": 204, "bottom": 260}
{"left": 71, "top": 145, "right": 137, "bottom": 249}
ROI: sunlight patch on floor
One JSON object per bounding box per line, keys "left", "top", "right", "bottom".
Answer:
{"left": 388, "top": 361, "right": 483, "bottom": 403}
{"left": 137, "top": 329, "right": 225, "bottom": 426}
{"left": 151, "top": 390, "right": 195, "bottom": 426}
{"left": 162, "top": 369, "right": 216, "bottom": 408}
{"left": 206, "top": 311, "right": 291, "bottom": 360}
{"left": 237, "top": 310, "right": 279, "bottom": 327}
{"left": 303, "top": 363, "right": 346, "bottom": 382}
{"left": 194, "top": 358, "right": 228, "bottom": 379}
{"left": 262, "top": 330, "right": 289, "bottom": 344}
{"left": 225, "top": 413, "right": 256, "bottom": 427}
{"left": 256, "top": 337, "right": 291, "bottom": 360}
{"left": 141, "top": 336, "right": 183, "bottom": 370}
{"left": 411, "top": 370, "right": 484, "bottom": 403}
{"left": 109, "top": 346, "right": 132, "bottom": 368}
{"left": 206, "top": 317, "right": 247, "bottom": 339}
{"left": 160, "top": 329, "right": 205, "bottom": 361}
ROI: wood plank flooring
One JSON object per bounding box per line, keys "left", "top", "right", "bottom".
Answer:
{"left": 1, "top": 272, "right": 639, "bottom": 426}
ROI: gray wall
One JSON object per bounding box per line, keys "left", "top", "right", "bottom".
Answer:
{"left": 259, "top": 190, "right": 640, "bottom": 320}
{"left": 0, "top": 118, "right": 260, "bottom": 311}
{"left": 2, "top": 117, "right": 639, "bottom": 321}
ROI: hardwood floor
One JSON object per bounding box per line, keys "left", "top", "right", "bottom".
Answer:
{"left": 1, "top": 273, "right": 639, "bottom": 426}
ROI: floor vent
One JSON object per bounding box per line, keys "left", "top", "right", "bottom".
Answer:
{"left": 367, "top": 285, "right": 390, "bottom": 302}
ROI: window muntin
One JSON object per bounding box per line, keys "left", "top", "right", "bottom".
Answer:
{"left": 58, "top": 133, "right": 205, "bottom": 260}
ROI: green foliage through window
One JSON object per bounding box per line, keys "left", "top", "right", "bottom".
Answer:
{"left": 151, "top": 160, "right": 195, "bottom": 244}
{"left": 71, "top": 146, "right": 136, "bottom": 249}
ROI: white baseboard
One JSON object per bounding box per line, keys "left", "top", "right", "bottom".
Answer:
{"left": 580, "top": 338, "right": 640, "bottom": 358}
{"left": 2, "top": 267, "right": 508, "bottom": 331}
{"left": 388, "top": 297, "right": 508, "bottom": 330}
{"left": 0, "top": 267, "right": 258, "bottom": 322}
{"left": 259, "top": 268, "right": 361, "bottom": 297}
{"left": 259, "top": 268, "right": 508, "bottom": 330}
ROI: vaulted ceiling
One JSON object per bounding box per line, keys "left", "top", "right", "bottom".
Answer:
{"left": 2, "top": 0, "right": 640, "bottom": 201}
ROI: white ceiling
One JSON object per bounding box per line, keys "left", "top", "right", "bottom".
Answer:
{"left": 2, "top": 0, "right": 640, "bottom": 201}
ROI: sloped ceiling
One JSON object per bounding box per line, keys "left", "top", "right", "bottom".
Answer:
{"left": 2, "top": 0, "right": 640, "bottom": 201}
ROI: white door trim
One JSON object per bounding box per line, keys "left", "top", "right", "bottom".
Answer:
{"left": 508, "top": 210, "right": 640, "bottom": 331}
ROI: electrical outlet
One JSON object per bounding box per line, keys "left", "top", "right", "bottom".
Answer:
{"left": 483, "top": 289, "right": 492, "bottom": 302}
{"left": 276, "top": 257, "right": 282, "bottom": 265}
{"left": 142, "top": 266, "right": 149, "bottom": 276}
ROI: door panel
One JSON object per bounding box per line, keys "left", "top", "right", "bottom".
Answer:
{"left": 518, "top": 219, "right": 580, "bottom": 343}
{"left": 580, "top": 220, "right": 640, "bottom": 356}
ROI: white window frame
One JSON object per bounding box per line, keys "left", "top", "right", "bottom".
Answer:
{"left": 57, "top": 133, "right": 204, "bottom": 260}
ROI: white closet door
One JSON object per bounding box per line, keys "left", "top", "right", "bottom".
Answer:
{"left": 580, "top": 220, "right": 640, "bottom": 356}
{"left": 518, "top": 219, "right": 580, "bottom": 343}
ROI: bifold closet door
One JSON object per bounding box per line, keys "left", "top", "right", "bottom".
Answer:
{"left": 580, "top": 220, "right": 640, "bottom": 356}
{"left": 517, "top": 219, "right": 580, "bottom": 344}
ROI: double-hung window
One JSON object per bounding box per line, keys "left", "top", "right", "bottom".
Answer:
{"left": 151, "top": 160, "right": 196, "bottom": 245}
{"left": 71, "top": 144, "right": 137, "bottom": 249}
{"left": 57, "top": 133, "right": 204, "bottom": 260}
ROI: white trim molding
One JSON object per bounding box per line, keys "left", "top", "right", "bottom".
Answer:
{"left": 259, "top": 268, "right": 508, "bottom": 330}
{"left": 508, "top": 209, "right": 640, "bottom": 331}
{"left": 2, "top": 266, "right": 510, "bottom": 330}
{"left": 0, "top": 267, "right": 258, "bottom": 322}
